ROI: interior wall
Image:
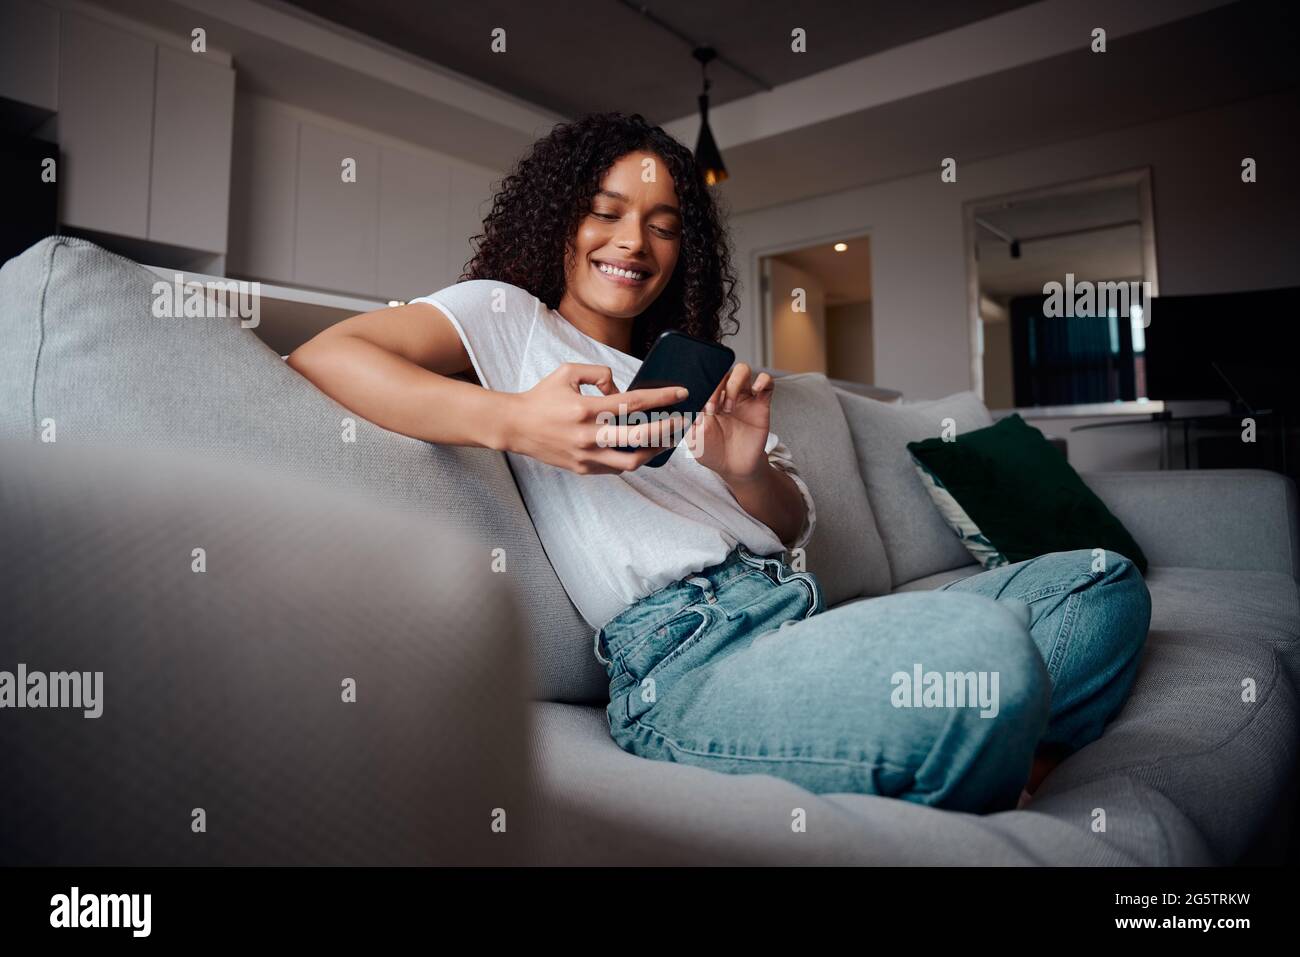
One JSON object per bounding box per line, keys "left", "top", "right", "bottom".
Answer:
{"left": 825, "top": 301, "right": 874, "bottom": 385}
{"left": 767, "top": 257, "right": 827, "bottom": 373}
{"left": 730, "top": 89, "right": 1300, "bottom": 400}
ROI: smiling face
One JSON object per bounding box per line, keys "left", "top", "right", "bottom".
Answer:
{"left": 557, "top": 151, "right": 682, "bottom": 351}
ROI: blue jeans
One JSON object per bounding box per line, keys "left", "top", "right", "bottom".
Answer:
{"left": 594, "top": 544, "right": 1151, "bottom": 814}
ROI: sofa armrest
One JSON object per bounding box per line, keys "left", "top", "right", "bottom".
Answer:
{"left": 0, "top": 438, "right": 533, "bottom": 865}
{"left": 1083, "top": 469, "right": 1299, "bottom": 578}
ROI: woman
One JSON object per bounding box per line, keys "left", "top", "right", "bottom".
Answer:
{"left": 288, "top": 112, "right": 1150, "bottom": 813}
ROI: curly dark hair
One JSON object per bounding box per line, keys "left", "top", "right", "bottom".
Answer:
{"left": 460, "top": 112, "right": 740, "bottom": 358}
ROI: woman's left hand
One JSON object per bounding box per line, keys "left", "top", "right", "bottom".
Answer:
{"left": 685, "top": 363, "right": 773, "bottom": 483}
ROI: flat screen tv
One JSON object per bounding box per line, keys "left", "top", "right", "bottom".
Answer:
{"left": 1142, "top": 287, "right": 1300, "bottom": 413}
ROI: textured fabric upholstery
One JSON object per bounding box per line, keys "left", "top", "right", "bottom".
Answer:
{"left": 0, "top": 439, "right": 533, "bottom": 865}
{"left": 524, "top": 623, "right": 1294, "bottom": 865}
{"left": 0, "top": 236, "right": 596, "bottom": 702}
{"left": 1084, "top": 469, "right": 1299, "bottom": 579}
{"left": 889, "top": 565, "right": 981, "bottom": 593}
{"left": 835, "top": 388, "right": 994, "bottom": 586}
{"left": 1143, "top": 566, "right": 1300, "bottom": 688}
{"left": 3, "top": 236, "right": 1296, "bottom": 865}
{"left": 768, "top": 372, "right": 891, "bottom": 603}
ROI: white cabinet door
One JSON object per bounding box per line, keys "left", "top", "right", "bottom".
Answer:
{"left": 378, "top": 147, "right": 450, "bottom": 302}
{"left": 57, "top": 13, "right": 155, "bottom": 239}
{"left": 446, "top": 164, "right": 498, "bottom": 283}
{"left": 294, "top": 123, "right": 379, "bottom": 296}
{"left": 0, "top": 0, "right": 59, "bottom": 112}
{"left": 228, "top": 97, "right": 299, "bottom": 282}
{"left": 148, "top": 46, "right": 235, "bottom": 253}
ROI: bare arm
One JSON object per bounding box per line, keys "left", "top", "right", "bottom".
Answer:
{"left": 688, "top": 363, "right": 811, "bottom": 550}
{"left": 286, "top": 302, "right": 515, "bottom": 450}
{"left": 723, "top": 464, "right": 807, "bottom": 551}
{"left": 286, "top": 303, "right": 685, "bottom": 473}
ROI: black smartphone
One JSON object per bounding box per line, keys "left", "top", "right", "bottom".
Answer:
{"left": 616, "top": 330, "right": 735, "bottom": 467}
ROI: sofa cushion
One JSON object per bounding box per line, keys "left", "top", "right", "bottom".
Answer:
{"left": 523, "top": 699, "right": 1215, "bottom": 864}
{"left": 835, "top": 388, "right": 993, "bottom": 586}
{"left": 0, "top": 236, "right": 596, "bottom": 703}
{"left": 908, "top": 414, "right": 1149, "bottom": 573}
{"left": 1033, "top": 628, "right": 1296, "bottom": 864}
{"left": 890, "top": 561, "right": 1299, "bottom": 674}
{"left": 886, "top": 564, "right": 981, "bottom": 594}
{"left": 1144, "top": 566, "right": 1299, "bottom": 683}
{"left": 524, "top": 615, "right": 1296, "bottom": 863}
{"left": 769, "top": 373, "right": 891, "bottom": 603}
{"left": 0, "top": 438, "right": 530, "bottom": 864}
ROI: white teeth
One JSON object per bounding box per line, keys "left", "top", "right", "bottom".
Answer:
{"left": 597, "top": 262, "right": 646, "bottom": 280}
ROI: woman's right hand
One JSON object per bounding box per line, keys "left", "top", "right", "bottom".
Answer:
{"left": 501, "top": 363, "right": 689, "bottom": 475}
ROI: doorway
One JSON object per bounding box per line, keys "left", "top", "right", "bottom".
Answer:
{"left": 758, "top": 233, "right": 873, "bottom": 386}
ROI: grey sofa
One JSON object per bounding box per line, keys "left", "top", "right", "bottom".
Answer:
{"left": 2, "top": 236, "right": 1296, "bottom": 865}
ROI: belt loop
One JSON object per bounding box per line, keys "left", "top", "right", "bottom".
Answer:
{"left": 685, "top": 575, "right": 717, "bottom": 604}
{"left": 593, "top": 627, "right": 612, "bottom": 666}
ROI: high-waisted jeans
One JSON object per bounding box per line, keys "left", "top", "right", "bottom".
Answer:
{"left": 593, "top": 544, "right": 1151, "bottom": 814}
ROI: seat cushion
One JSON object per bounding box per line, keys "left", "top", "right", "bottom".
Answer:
{"left": 835, "top": 389, "right": 993, "bottom": 587}
{"left": 769, "top": 373, "right": 890, "bottom": 604}
{"left": 1032, "top": 628, "right": 1296, "bottom": 864}
{"left": 1144, "top": 566, "right": 1300, "bottom": 684}
{"left": 525, "top": 563, "right": 1299, "bottom": 864}
{"left": 522, "top": 697, "right": 1221, "bottom": 864}
{"left": 890, "top": 564, "right": 1299, "bottom": 674}
{"left": 887, "top": 564, "right": 981, "bottom": 594}
{"left": 523, "top": 702, "right": 1037, "bottom": 865}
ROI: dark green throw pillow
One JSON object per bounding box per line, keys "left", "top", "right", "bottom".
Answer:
{"left": 906, "top": 414, "right": 1147, "bottom": 574}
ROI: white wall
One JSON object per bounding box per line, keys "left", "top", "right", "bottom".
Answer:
{"left": 729, "top": 89, "right": 1300, "bottom": 399}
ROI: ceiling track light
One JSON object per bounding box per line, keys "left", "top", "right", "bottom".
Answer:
{"left": 976, "top": 216, "right": 1021, "bottom": 259}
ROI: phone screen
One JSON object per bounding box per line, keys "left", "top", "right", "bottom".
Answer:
{"left": 616, "top": 331, "right": 735, "bottom": 467}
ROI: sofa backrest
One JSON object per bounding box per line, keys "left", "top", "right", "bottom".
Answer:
{"left": 835, "top": 388, "right": 991, "bottom": 586}
{"left": 0, "top": 236, "right": 599, "bottom": 702}
{"left": 0, "top": 237, "right": 911, "bottom": 705}
{"left": 767, "top": 373, "right": 891, "bottom": 602}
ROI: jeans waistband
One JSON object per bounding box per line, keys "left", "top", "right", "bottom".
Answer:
{"left": 593, "top": 543, "right": 779, "bottom": 667}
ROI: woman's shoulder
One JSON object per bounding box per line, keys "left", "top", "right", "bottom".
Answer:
{"left": 417, "top": 278, "right": 540, "bottom": 317}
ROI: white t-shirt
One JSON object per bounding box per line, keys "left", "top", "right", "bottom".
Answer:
{"left": 410, "top": 280, "right": 817, "bottom": 630}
